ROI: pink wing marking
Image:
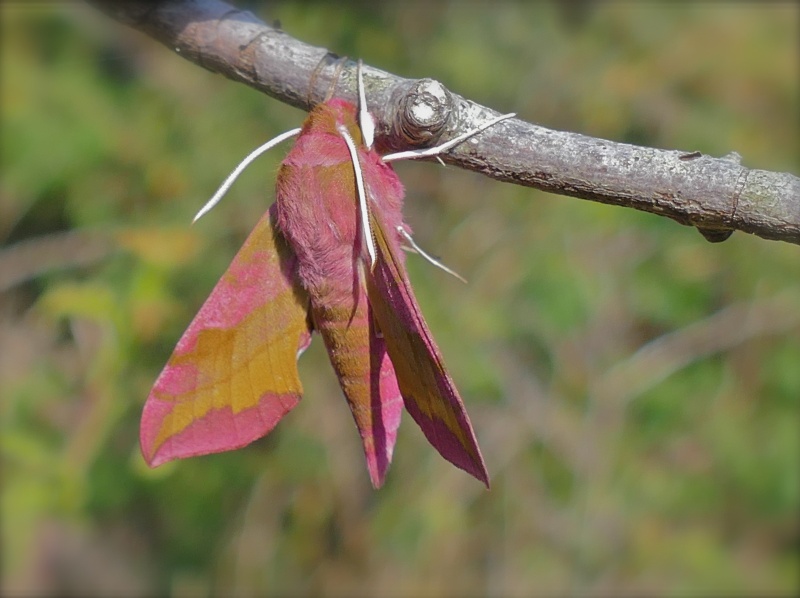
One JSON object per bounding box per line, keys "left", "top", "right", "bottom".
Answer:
{"left": 366, "top": 214, "right": 489, "bottom": 487}
{"left": 140, "top": 205, "right": 311, "bottom": 467}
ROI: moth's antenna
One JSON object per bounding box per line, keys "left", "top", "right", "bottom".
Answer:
{"left": 338, "top": 124, "right": 377, "bottom": 267}
{"left": 193, "top": 128, "right": 301, "bottom": 223}
{"left": 397, "top": 226, "right": 466, "bottom": 283}
{"left": 357, "top": 60, "right": 375, "bottom": 150}
{"left": 328, "top": 57, "right": 348, "bottom": 101}
{"left": 308, "top": 53, "right": 347, "bottom": 105}
{"left": 382, "top": 113, "right": 515, "bottom": 163}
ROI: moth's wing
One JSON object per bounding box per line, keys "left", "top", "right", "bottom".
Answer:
{"left": 140, "top": 205, "right": 312, "bottom": 467}
{"left": 366, "top": 215, "right": 489, "bottom": 487}
{"left": 311, "top": 284, "right": 404, "bottom": 489}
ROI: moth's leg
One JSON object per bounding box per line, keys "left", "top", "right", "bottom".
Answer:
{"left": 357, "top": 59, "right": 375, "bottom": 150}
{"left": 397, "top": 226, "right": 466, "bottom": 284}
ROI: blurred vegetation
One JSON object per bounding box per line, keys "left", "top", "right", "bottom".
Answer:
{"left": 1, "top": 2, "right": 798, "bottom": 596}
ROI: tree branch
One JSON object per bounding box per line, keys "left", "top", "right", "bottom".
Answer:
{"left": 88, "top": 0, "right": 800, "bottom": 245}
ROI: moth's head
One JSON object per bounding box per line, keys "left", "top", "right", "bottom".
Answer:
{"left": 304, "top": 99, "right": 363, "bottom": 145}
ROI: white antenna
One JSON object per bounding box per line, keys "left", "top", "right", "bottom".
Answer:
{"left": 338, "top": 124, "right": 376, "bottom": 268}
{"left": 193, "top": 127, "right": 302, "bottom": 223}
{"left": 380, "top": 111, "right": 515, "bottom": 280}
{"left": 382, "top": 113, "right": 515, "bottom": 163}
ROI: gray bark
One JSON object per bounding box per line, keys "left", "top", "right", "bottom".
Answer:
{"left": 88, "top": 0, "right": 800, "bottom": 245}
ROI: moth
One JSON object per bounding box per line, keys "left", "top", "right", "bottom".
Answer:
{"left": 140, "top": 62, "right": 514, "bottom": 488}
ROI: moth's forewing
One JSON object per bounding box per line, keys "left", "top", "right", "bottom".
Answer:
{"left": 366, "top": 213, "right": 489, "bottom": 487}
{"left": 141, "top": 207, "right": 311, "bottom": 466}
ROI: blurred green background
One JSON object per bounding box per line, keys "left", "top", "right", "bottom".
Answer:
{"left": 2, "top": 2, "right": 798, "bottom": 596}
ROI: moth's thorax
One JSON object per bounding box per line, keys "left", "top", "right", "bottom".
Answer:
{"left": 299, "top": 98, "right": 363, "bottom": 143}
{"left": 275, "top": 100, "right": 406, "bottom": 306}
